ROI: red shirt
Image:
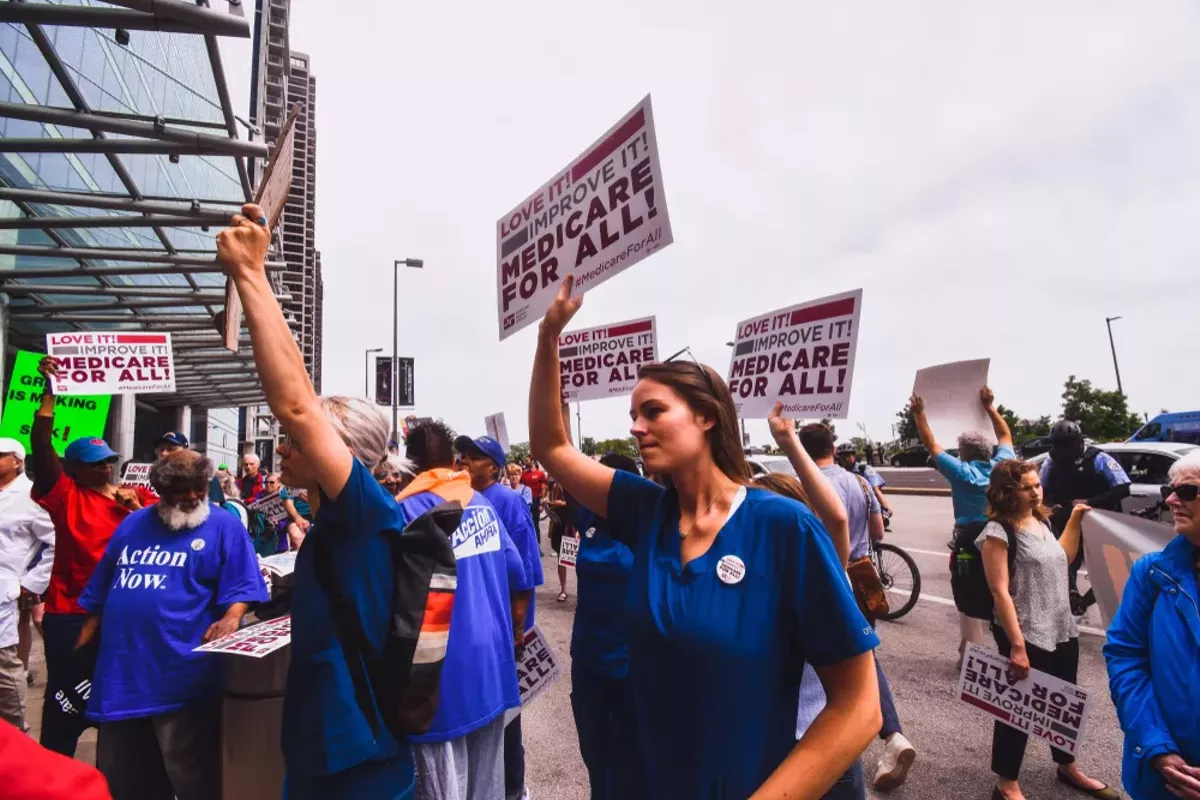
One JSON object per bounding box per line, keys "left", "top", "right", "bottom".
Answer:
{"left": 34, "top": 473, "right": 158, "bottom": 615}
{"left": 240, "top": 471, "right": 266, "bottom": 502}
{"left": 520, "top": 469, "right": 547, "bottom": 499}
{"left": 0, "top": 722, "right": 112, "bottom": 799}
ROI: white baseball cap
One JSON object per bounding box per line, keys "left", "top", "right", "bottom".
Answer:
{"left": 0, "top": 438, "right": 26, "bottom": 460}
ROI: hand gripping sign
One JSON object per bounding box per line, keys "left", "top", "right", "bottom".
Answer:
{"left": 726, "top": 290, "right": 863, "bottom": 419}
{"left": 559, "top": 316, "right": 657, "bottom": 403}
{"left": 503, "top": 625, "right": 562, "bottom": 725}
{"left": 496, "top": 95, "right": 673, "bottom": 340}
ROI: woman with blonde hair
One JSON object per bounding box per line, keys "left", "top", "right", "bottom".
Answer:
{"left": 978, "top": 459, "right": 1116, "bottom": 800}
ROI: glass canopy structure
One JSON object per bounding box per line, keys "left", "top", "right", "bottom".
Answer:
{"left": 0, "top": 0, "right": 295, "bottom": 408}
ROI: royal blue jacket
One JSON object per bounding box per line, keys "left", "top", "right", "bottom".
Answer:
{"left": 1103, "top": 534, "right": 1200, "bottom": 800}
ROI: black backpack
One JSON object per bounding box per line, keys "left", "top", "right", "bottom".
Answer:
{"left": 950, "top": 519, "right": 1017, "bottom": 621}
{"left": 313, "top": 500, "right": 461, "bottom": 740}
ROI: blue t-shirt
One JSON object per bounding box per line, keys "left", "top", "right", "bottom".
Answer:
{"left": 608, "top": 471, "right": 879, "bottom": 799}
{"left": 856, "top": 463, "right": 886, "bottom": 489}
{"left": 403, "top": 490, "right": 525, "bottom": 743}
{"left": 571, "top": 507, "right": 634, "bottom": 680}
{"left": 482, "top": 482, "right": 543, "bottom": 632}
{"left": 937, "top": 444, "right": 1017, "bottom": 526}
{"left": 79, "top": 505, "right": 268, "bottom": 722}
{"left": 282, "top": 461, "right": 411, "bottom": 780}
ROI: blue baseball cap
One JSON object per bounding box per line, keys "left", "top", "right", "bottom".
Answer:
{"left": 158, "top": 431, "right": 189, "bottom": 448}
{"left": 64, "top": 436, "right": 119, "bottom": 464}
{"left": 454, "top": 435, "right": 506, "bottom": 469}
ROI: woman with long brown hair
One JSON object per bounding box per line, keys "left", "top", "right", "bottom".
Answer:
{"left": 530, "top": 276, "right": 881, "bottom": 799}
{"left": 978, "top": 460, "right": 1117, "bottom": 800}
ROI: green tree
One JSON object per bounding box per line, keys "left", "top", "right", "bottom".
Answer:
{"left": 594, "top": 437, "right": 640, "bottom": 459}
{"left": 580, "top": 437, "right": 598, "bottom": 456}
{"left": 1061, "top": 375, "right": 1143, "bottom": 441}
{"left": 793, "top": 417, "right": 837, "bottom": 437}
{"left": 508, "top": 441, "right": 531, "bottom": 464}
{"left": 997, "top": 404, "right": 1052, "bottom": 444}
{"left": 895, "top": 402, "right": 918, "bottom": 443}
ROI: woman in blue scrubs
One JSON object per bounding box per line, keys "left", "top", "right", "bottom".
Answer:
{"left": 571, "top": 452, "right": 647, "bottom": 800}
{"left": 530, "top": 277, "right": 882, "bottom": 799}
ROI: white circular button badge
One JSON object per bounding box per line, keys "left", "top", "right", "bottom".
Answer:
{"left": 716, "top": 555, "right": 746, "bottom": 585}
{"left": 585, "top": 527, "right": 596, "bottom": 539}
{"left": 191, "top": 538, "right": 205, "bottom": 552}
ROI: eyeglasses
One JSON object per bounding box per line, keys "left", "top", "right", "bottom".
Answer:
{"left": 663, "top": 346, "right": 720, "bottom": 396}
{"left": 1162, "top": 483, "right": 1200, "bottom": 503}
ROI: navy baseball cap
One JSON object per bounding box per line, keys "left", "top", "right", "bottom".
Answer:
{"left": 64, "top": 437, "right": 119, "bottom": 464}
{"left": 158, "top": 431, "right": 189, "bottom": 448}
{"left": 455, "top": 435, "right": 506, "bottom": 469}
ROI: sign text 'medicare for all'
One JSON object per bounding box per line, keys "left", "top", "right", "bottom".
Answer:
{"left": 559, "top": 316, "right": 657, "bottom": 403}
{"left": 46, "top": 332, "right": 176, "bottom": 395}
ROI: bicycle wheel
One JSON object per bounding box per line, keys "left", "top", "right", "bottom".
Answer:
{"left": 872, "top": 542, "right": 921, "bottom": 621}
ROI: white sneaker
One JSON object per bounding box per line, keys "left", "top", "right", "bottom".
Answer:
{"left": 874, "top": 732, "right": 916, "bottom": 792}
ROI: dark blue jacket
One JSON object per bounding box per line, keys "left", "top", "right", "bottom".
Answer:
{"left": 1104, "top": 534, "right": 1200, "bottom": 800}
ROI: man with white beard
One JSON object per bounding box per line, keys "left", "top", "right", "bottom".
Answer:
{"left": 76, "top": 450, "right": 268, "bottom": 800}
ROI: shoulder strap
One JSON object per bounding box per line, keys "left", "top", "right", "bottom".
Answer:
{"left": 311, "top": 532, "right": 383, "bottom": 736}
{"left": 853, "top": 473, "right": 873, "bottom": 507}
{"left": 995, "top": 519, "right": 1019, "bottom": 571}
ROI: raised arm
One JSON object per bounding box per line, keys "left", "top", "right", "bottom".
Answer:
{"left": 529, "top": 276, "right": 614, "bottom": 518}
{"left": 769, "top": 402, "right": 850, "bottom": 565}
{"left": 216, "top": 205, "right": 354, "bottom": 501}
{"left": 1059, "top": 504, "right": 1088, "bottom": 563}
{"left": 31, "top": 357, "right": 64, "bottom": 497}
{"left": 981, "top": 387, "right": 1013, "bottom": 448}
{"left": 909, "top": 395, "right": 942, "bottom": 458}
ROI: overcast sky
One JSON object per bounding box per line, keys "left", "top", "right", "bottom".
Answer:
{"left": 228, "top": 1, "right": 1200, "bottom": 447}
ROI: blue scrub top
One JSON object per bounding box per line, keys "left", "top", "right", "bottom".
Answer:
{"left": 571, "top": 507, "right": 634, "bottom": 680}
{"left": 607, "top": 471, "right": 879, "bottom": 799}
{"left": 482, "top": 481, "right": 544, "bottom": 631}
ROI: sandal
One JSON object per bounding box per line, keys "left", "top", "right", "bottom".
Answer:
{"left": 557, "top": 592, "right": 568, "bottom": 602}
{"left": 1056, "top": 769, "right": 1121, "bottom": 799}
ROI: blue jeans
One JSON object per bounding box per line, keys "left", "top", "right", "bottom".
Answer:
{"left": 823, "top": 761, "right": 866, "bottom": 800}
{"left": 876, "top": 655, "right": 902, "bottom": 740}
{"left": 570, "top": 664, "right": 647, "bottom": 800}
{"left": 283, "top": 756, "right": 415, "bottom": 800}
{"left": 39, "top": 613, "right": 90, "bottom": 756}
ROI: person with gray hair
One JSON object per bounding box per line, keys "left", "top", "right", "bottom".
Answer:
{"left": 217, "top": 203, "right": 420, "bottom": 798}
{"left": 74, "top": 449, "right": 267, "bottom": 800}
{"left": 911, "top": 387, "right": 1016, "bottom": 659}
{"left": 1104, "top": 449, "right": 1200, "bottom": 800}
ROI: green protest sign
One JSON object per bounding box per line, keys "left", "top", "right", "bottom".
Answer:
{"left": 0, "top": 350, "right": 112, "bottom": 456}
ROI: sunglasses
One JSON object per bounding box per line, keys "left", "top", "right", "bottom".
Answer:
{"left": 663, "top": 346, "right": 720, "bottom": 396}
{"left": 1162, "top": 483, "right": 1200, "bottom": 503}
{"left": 83, "top": 456, "right": 119, "bottom": 467}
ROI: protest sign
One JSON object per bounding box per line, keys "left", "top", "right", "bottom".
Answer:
{"left": 121, "top": 462, "right": 153, "bottom": 488}
{"left": 497, "top": 95, "right": 673, "bottom": 340}
{"left": 224, "top": 102, "right": 303, "bottom": 351}
{"left": 0, "top": 350, "right": 111, "bottom": 456}
{"left": 1082, "top": 510, "right": 1175, "bottom": 627}
{"left": 726, "top": 289, "right": 863, "bottom": 419}
{"left": 194, "top": 615, "right": 291, "bottom": 658}
{"left": 504, "top": 626, "right": 562, "bottom": 725}
{"left": 958, "top": 643, "right": 1092, "bottom": 757}
{"left": 46, "top": 332, "right": 175, "bottom": 395}
{"left": 484, "top": 412, "right": 510, "bottom": 452}
{"left": 559, "top": 316, "right": 657, "bottom": 403}
{"left": 249, "top": 491, "right": 289, "bottom": 526}
{"left": 912, "top": 359, "right": 992, "bottom": 445}
{"left": 558, "top": 537, "right": 579, "bottom": 569}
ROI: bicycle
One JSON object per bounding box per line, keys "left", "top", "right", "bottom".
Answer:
{"left": 870, "top": 540, "right": 921, "bottom": 621}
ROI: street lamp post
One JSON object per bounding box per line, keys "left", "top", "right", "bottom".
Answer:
{"left": 364, "top": 347, "right": 382, "bottom": 398}
{"left": 393, "top": 258, "right": 424, "bottom": 441}
{"left": 1105, "top": 316, "right": 1124, "bottom": 395}
{"left": 725, "top": 341, "right": 748, "bottom": 447}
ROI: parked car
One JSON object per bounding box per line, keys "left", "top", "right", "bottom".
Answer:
{"left": 747, "top": 457, "right": 798, "bottom": 477}
{"left": 1028, "top": 441, "right": 1199, "bottom": 521}
{"left": 1020, "top": 436, "right": 1055, "bottom": 458}
{"left": 890, "top": 446, "right": 931, "bottom": 467}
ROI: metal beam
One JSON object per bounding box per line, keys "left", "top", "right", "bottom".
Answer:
{"left": 0, "top": 262, "right": 282, "bottom": 279}
{"left": 101, "top": 0, "right": 251, "bottom": 37}
{"left": 0, "top": 138, "right": 263, "bottom": 157}
{"left": 0, "top": 4, "right": 249, "bottom": 37}
{"left": 0, "top": 187, "right": 239, "bottom": 214}
{"left": 204, "top": 34, "right": 253, "bottom": 200}
{"left": 0, "top": 244, "right": 220, "bottom": 265}
{"left": 0, "top": 213, "right": 230, "bottom": 230}
{"left": 0, "top": 102, "right": 268, "bottom": 158}
{"left": 26, "top": 313, "right": 211, "bottom": 324}
{"left": 0, "top": 285, "right": 223, "bottom": 300}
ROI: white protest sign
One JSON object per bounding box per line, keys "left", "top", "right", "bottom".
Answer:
{"left": 248, "top": 490, "right": 289, "bottom": 526}
{"left": 1082, "top": 509, "right": 1175, "bottom": 627}
{"left": 121, "top": 462, "right": 153, "bottom": 488}
{"left": 912, "top": 359, "right": 992, "bottom": 445}
{"left": 559, "top": 316, "right": 657, "bottom": 403}
{"left": 958, "top": 643, "right": 1092, "bottom": 757}
{"left": 484, "top": 413, "right": 510, "bottom": 453}
{"left": 504, "top": 625, "right": 562, "bottom": 725}
{"left": 497, "top": 95, "right": 673, "bottom": 340}
{"left": 194, "top": 615, "right": 291, "bottom": 658}
{"left": 558, "top": 536, "right": 579, "bottom": 569}
{"left": 46, "top": 332, "right": 175, "bottom": 395}
{"left": 726, "top": 290, "right": 863, "bottom": 419}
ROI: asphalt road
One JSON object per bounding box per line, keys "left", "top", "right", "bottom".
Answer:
{"left": 24, "top": 494, "right": 1125, "bottom": 800}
